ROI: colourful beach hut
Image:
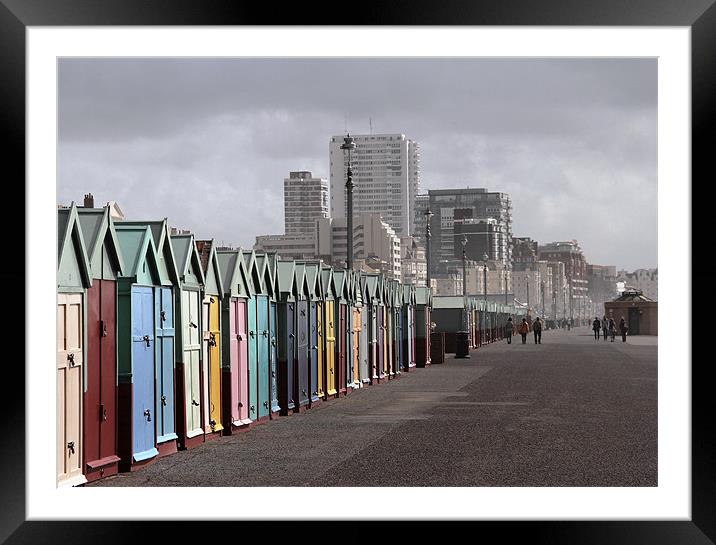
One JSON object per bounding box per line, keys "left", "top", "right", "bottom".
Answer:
{"left": 350, "top": 270, "right": 363, "bottom": 389}
{"left": 303, "top": 262, "right": 323, "bottom": 406}
{"left": 252, "top": 252, "right": 274, "bottom": 422}
{"left": 57, "top": 203, "right": 92, "bottom": 487}
{"left": 196, "top": 240, "right": 225, "bottom": 439}
{"left": 118, "top": 219, "right": 180, "bottom": 457}
{"left": 332, "top": 269, "right": 348, "bottom": 397}
{"left": 217, "top": 248, "right": 253, "bottom": 433}
{"left": 320, "top": 265, "right": 337, "bottom": 398}
{"left": 115, "top": 224, "right": 166, "bottom": 470}
{"left": 241, "top": 250, "right": 260, "bottom": 423}
{"left": 76, "top": 205, "right": 125, "bottom": 482}
{"left": 276, "top": 260, "right": 297, "bottom": 416}
{"left": 358, "top": 274, "right": 371, "bottom": 386}
{"left": 170, "top": 233, "right": 206, "bottom": 449}
{"left": 266, "top": 253, "right": 280, "bottom": 419}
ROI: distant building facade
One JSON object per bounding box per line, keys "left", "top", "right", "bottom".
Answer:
{"left": 283, "top": 171, "right": 329, "bottom": 235}
{"left": 426, "top": 188, "right": 512, "bottom": 272}
{"left": 616, "top": 268, "right": 657, "bottom": 301}
{"left": 329, "top": 133, "right": 420, "bottom": 237}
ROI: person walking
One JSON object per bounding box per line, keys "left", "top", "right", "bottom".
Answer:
{"left": 602, "top": 315, "right": 609, "bottom": 341}
{"left": 533, "top": 316, "right": 543, "bottom": 344}
{"left": 505, "top": 317, "right": 514, "bottom": 344}
{"left": 609, "top": 318, "right": 617, "bottom": 342}
{"left": 518, "top": 318, "right": 529, "bottom": 344}
{"left": 619, "top": 317, "right": 629, "bottom": 342}
{"left": 592, "top": 317, "right": 601, "bottom": 340}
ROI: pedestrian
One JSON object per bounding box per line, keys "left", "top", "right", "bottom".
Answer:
{"left": 602, "top": 316, "right": 609, "bottom": 341}
{"left": 619, "top": 317, "right": 629, "bottom": 342}
{"left": 533, "top": 316, "right": 543, "bottom": 344}
{"left": 505, "top": 317, "right": 514, "bottom": 344}
{"left": 592, "top": 317, "right": 601, "bottom": 340}
{"left": 518, "top": 318, "right": 529, "bottom": 344}
{"left": 609, "top": 318, "right": 616, "bottom": 342}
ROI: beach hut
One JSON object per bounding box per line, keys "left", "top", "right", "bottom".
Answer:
{"left": 57, "top": 204, "right": 92, "bottom": 487}
{"left": 76, "top": 205, "right": 125, "bottom": 482}
{"left": 170, "top": 233, "right": 206, "bottom": 448}
{"left": 383, "top": 280, "right": 395, "bottom": 379}
{"left": 376, "top": 275, "right": 387, "bottom": 382}
{"left": 303, "top": 262, "right": 323, "bottom": 406}
{"left": 414, "top": 286, "right": 432, "bottom": 367}
{"left": 115, "top": 225, "right": 164, "bottom": 470}
{"left": 217, "top": 248, "right": 254, "bottom": 433}
{"left": 401, "top": 284, "right": 415, "bottom": 370}
{"left": 363, "top": 273, "right": 380, "bottom": 384}
{"left": 332, "top": 269, "right": 349, "bottom": 396}
{"left": 320, "top": 265, "right": 337, "bottom": 398}
{"left": 241, "top": 250, "right": 260, "bottom": 423}
{"left": 358, "top": 274, "right": 371, "bottom": 386}
{"left": 275, "top": 260, "right": 297, "bottom": 415}
{"left": 252, "top": 252, "right": 274, "bottom": 422}
{"left": 350, "top": 270, "right": 363, "bottom": 389}
{"left": 294, "top": 264, "right": 312, "bottom": 411}
{"left": 196, "top": 240, "right": 225, "bottom": 439}
{"left": 118, "top": 219, "right": 180, "bottom": 456}
{"left": 267, "top": 253, "right": 280, "bottom": 419}
{"left": 390, "top": 279, "right": 404, "bottom": 376}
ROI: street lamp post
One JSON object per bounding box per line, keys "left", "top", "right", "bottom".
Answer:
{"left": 455, "top": 235, "right": 470, "bottom": 358}
{"left": 482, "top": 252, "right": 488, "bottom": 343}
{"left": 425, "top": 207, "right": 434, "bottom": 289}
{"left": 341, "top": 134, "right": 356, "bottom": 270}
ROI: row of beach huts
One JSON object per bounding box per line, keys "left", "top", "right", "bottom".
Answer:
{"left": 57, "top": 202, "right": 524, "bottom": 486}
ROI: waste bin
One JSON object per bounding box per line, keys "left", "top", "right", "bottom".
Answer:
{"left": 455, "top": 330, "right": 470, "bottom": 358}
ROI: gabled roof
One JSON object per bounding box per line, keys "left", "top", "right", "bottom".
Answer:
{"left": 276, "top": 260, "right": 297, "bottom": 300}
{"left": 332, "top": 269, "right": 347, "bottom": 301}
{"left": 432, "top": 295, "right": 466, "bottom": 310}
{"left": 364, "top": 273, "right": 379, "bottom": 303}
{"left": 321, "top": 265, "right": 336, "bottom": 298}
{"left": 252, "top": 252, "right": 276, "bottom": 297}
{"left": 57, "top": 202, "right": 92, "bottom": 288}
{"left": 195, "top": 239, "right": 225, "bottom": 297}
{"left": 115, "top": 224, "right": 163, "bottom": 284}
{"left": 117, "top": 218, "right": 179, "bottom": 286}
{"left": 217, "top": 248, "right": 253, "bottom": 298}
{"left": 76, "top": 206, "right": 125, "bottom": 277}
{"left": 415, "top": 285, "right": 432, "bottom": 306}
{"left": 293, "top": 263, "right": 311, "bottom": 299}
{"left": 170, "top": 233, "right": 206, "bottom": 287}
{"left": 302, "top": 262, "right": 320, "bottom": 300}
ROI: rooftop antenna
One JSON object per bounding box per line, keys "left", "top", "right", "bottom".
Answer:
{"left": 344, "top": 114, "right": 348, "bottom": 134}
{"left": 369, "top": 117, "right": 373, "bottom": 135}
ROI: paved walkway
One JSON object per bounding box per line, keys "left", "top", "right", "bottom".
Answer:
{"left": 90, "top": 329, "right": 657, "bottom": 487}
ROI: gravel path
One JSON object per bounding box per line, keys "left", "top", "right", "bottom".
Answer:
{"left": 89, "top": 329, "right": 657, "bottom": 487}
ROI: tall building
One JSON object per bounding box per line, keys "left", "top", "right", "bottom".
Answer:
{"left": 511, "top": 237, "right": 539, "bottom": 272}
{"left": 329, "top": 133, "right": 420, "bottom": 237}
{"left": 284, "top": 171, "right": 329, "bottom": 235}
{"left": 587, "top": 264, "right": 619, "bottom": 312}
{"left": 426, "top": 188, "right": 512, "bottom": 271}
{"left": 413, "top": 193, "right": 429, "bottom": 240}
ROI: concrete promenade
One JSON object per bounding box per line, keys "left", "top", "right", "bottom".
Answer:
{"left": 90, "top": 329, "right": 657, "bottom": 487}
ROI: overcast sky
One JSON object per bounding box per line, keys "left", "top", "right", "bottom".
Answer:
{"left": 58, "top": 58, "right": 657, "bottom": 271}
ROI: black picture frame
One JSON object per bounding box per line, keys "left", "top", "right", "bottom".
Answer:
{"left": 4, "top": 1, "right": 710, "bottom": 543}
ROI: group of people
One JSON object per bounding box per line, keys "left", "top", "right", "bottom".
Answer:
{"left": 503, "top": 314, "right": 630, "bottom": 345}
{"left": 504, "top": 316, "right": 543, "bottom": 345}
{"left": 592, "top": 316, "right": 629, "bottom": 342}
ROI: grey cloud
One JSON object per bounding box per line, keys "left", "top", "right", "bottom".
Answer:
{"left": 58, "top": 57, "right": 657, "bottom": 270}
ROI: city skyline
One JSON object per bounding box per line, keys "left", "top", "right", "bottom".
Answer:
{"left": 59, "top": 57, "right": 657, "bottom": 271}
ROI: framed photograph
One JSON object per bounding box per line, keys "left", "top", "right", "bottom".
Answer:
{"left": 5, "top": 1, "right": 711, "bottom": 543}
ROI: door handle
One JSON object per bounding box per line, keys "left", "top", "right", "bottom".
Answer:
{"left": 101, "top": 320, "right": 108, "bottom": 337}
{"left": 144, "top": 409, "right": 151, "bottom": 422}
{"left": 160, "top": 310, "right": 166, "bottom": 322}
{"left": 67, "top": 441, "right": 75, "bottom": 454}
{"left": 192, "top": 399, "right": 200, "bottom": 406}
{"left": 67, "top": 353, "right": 75, "bottom": 366}
{"left": 100, "top": 404, "right": 107, "bottom": 421}
{"left": 143, "top": 335, "right": 150, "bottom": 347}
{"left": 262, "top": 330, "right": 268, "bottom": 337}
{"left": 263, "top": 401, "right": 269, "bottom": 408}
{"left": 271, "top": 371, "right": 276, "bottom": 378}
{"left": 190, "top": 321, "right": 198, "bottom": 329}
{"left": 161, "top": 395, "right": 167, "bottom": 406}
{"left": 250, "top": 405, "right": 255, "bottom": 412}
{"left": 237, "top": 334, "right": 244, "bottom": 341}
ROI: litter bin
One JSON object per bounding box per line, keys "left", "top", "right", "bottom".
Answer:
{"left": 455, "top": 330, "right": 470, "bottom": 358}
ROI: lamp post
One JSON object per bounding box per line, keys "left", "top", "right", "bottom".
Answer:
{"left": 461, "top": 235, "right": 468, "bottom": 330}
{"left": 341, "top": 134, "right": 356, "bottom": 270}
{"left": 425, "top": 207, "right": 433, "bottom": 289}
{"left": 455, "top": 235, "right": 470, "bottom": 358}
{"left": 482, "top": 252, "right": 488, "bottom": 342}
